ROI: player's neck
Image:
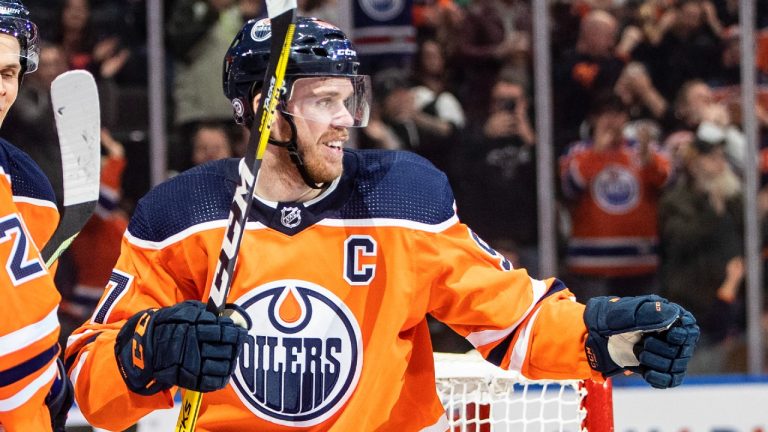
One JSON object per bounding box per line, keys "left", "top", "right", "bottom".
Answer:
{"left": 254, "top": 153, "right": 324, "bottom": 203}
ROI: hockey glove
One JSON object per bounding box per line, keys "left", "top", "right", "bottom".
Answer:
{"left": 115, "top": 300, "right": 248, "bottom": 395}
{"left": 584, "top": 295, "right": 699, "bottom": 389}
{"left": 45, "top": 358, "right": 73, "bottom": 432}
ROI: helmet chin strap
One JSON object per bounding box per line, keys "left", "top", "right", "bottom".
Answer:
{"left": 268, "top": 111, "right": 325, "bottom": 190}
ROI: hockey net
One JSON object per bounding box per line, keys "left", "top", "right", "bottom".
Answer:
{"left": 434, "top": 352, "right": 613, "bottom": 432}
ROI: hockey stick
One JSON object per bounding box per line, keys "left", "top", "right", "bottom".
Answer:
{"left": 174, "top": 2, "right": 297, "bottom": 431}
{"left": 40, "top": 70, "right": 101, "bottom": 268}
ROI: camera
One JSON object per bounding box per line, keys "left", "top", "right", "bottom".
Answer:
{"left": 500, "top": 98, "right": 518, "bottom": 112}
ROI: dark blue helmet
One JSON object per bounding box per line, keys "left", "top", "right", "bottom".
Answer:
{"left": 0, "top": 0, "right": 38, "bottom": 74}
{"left": 223, "top": 17, "right": 364, "bottom": 126}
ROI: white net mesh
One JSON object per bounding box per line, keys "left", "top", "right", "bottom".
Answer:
{"left": 434, "top": 352, "right": 589, "bottom": 432}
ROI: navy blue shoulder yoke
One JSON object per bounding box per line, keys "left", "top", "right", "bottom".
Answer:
{"left": 128, "top": 150, "right": 457, "bottom": 242}
{"left": 128, "top": 159, "right": 239, "bottom": 242}
{"left": 0, "top": 138, "right": 56, "bottom": 204}
{"left": 339, "top": 149, "right": 455, "bottom": 224}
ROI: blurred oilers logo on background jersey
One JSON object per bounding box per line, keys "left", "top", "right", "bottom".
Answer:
{"left": 591, "top": 165, "right": 639, "bottom": 214}
{"left": 231, "top": 280, "right": 362, "bottom": 426}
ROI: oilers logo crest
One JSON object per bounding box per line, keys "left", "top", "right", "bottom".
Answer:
{"left": 231, "top": 280, "right": 362, "bottom": 426}
{"left": 591, "top": 164, "right": 639, "bottom": 214}
{"left": 250, "top": 18, "right": 271, "bottom": 42}
{"left": 359, "top": 0, "right": 406, "bottom": 21}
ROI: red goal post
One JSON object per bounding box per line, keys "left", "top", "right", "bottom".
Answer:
{"left": 434, "top": 352, "right": 614, "bottom": 431}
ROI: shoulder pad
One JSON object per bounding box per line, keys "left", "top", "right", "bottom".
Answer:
{"left": 129, "top": 159, "right": 239, "bottom": 242}
{"left": 0, "top": 138, "right": 56, "bottom": 203}
{"left": 341, "top": 150, "right": 456, "bottom": 225}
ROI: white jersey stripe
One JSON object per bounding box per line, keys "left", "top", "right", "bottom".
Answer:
{"left": 465, "top": 278, "right": 547, "bottom": 347}
{"left": 125, "top": 220, "right": 267, "bottom": 250}
{"left": 316, "top": 214, "right": 458, "bottom": 233}
{"left": 69, "top": 351, "right": 89, "bottom": 392}
{"left": 126, "top": 215, "right": 460, "bottom": 250}
{"left": 508, "top": 307, "right": 543, "bottom": 373}
{"left": 66, "top": 329, "right": 95, "bottom": 352}
{"left": 0, "top": 360, "right": 57, "bottom": 411}
{"left": 12, "top": 195, "right": 58, "bottom": 210}
{"left": 0, "top": 307, "right": 59, "bottom": 357}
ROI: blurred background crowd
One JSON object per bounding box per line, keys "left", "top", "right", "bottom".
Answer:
{"left": 10, "top": 0, "right": 768, "bottom": 376}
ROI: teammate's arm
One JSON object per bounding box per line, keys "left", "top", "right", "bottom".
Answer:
{"left": 63, "top": 243, "right": 180, "bottom": 430}
{"left": 0, "top": 178, "right": 67, "bottom": 431}
{"left": 64, "top": 216, "right": 246, "bottom": 430}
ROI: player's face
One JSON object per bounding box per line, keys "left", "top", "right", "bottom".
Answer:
{"left": 594, "top": 110, "right": 627, "bottom": 138}
{"left": 286, "top": 77, "right": 355, "bottom": 183}
{"left": 0, "top": 34, "right": 21, "bottom": 127}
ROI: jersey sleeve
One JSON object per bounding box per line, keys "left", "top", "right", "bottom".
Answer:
{"left": 0, "top": 171, "right": 62, "bottom": 431}
{"left": 559, "top": 143, "right": 591, "bottom": 200}
{"left": 641, "top": 149, "right": 671, "bottom": 189}
{"left": 416, "top": 220, "right": 602, "bottom": 382}
{"left": 63, "top": 212, "right": 211, "bottom": 430}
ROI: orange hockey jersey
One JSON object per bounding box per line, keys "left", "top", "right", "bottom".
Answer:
{"left": 66, "top": 149, "right": 600, "bottom": 431}
{"left": 560, "top": 140, "right": 671, "bottom": 276}
{"left": 0, "top": 139, "right": 62, "bottom": 431}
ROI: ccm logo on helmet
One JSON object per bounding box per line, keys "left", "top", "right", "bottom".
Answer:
{"left": 231, "top": 280, "right": 362, "bottom": 426}
{"left": 335, "top": 48, "right": 357, "bottom": 57}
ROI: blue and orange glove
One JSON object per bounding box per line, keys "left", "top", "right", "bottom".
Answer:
{"left": 584, "top": 295, "right": 700, "bottom": 389}
{"left": 115, "top": 300, "right": 248, "bottom": 395}
{"left": 46, "top": 358, "right": 73, "bottom": 432}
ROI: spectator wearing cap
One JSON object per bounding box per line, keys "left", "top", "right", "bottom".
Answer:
{"left": 658, "top": 132, "right": 744, "bottom": 373}
{"left": 559, "top": 95, "right": 670, "bottom": 300}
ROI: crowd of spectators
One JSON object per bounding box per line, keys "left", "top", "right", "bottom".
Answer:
{"left": 10, "top": 0, "right": 768, "bottom": 375}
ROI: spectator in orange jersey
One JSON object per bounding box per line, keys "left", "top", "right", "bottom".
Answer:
{"left": 560, "top": 94, "right": 670, "bottom": 300}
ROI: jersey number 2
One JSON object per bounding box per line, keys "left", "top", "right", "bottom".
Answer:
{"left": 0, "top": 214, "right": 46, "bottom": 286}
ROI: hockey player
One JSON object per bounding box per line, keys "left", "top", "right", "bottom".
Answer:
{"left": 65, "top": 18, "right": 699, "bottom": 431}
{"left": 0, "top": 1, "right": 73, "bottom": 431}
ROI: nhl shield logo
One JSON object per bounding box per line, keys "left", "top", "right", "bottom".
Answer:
{"left": 231, "top": 280, "right": 363, "bottom": 426}
{"left": 280, "top": 207, "right": 302, "bottom": 228}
